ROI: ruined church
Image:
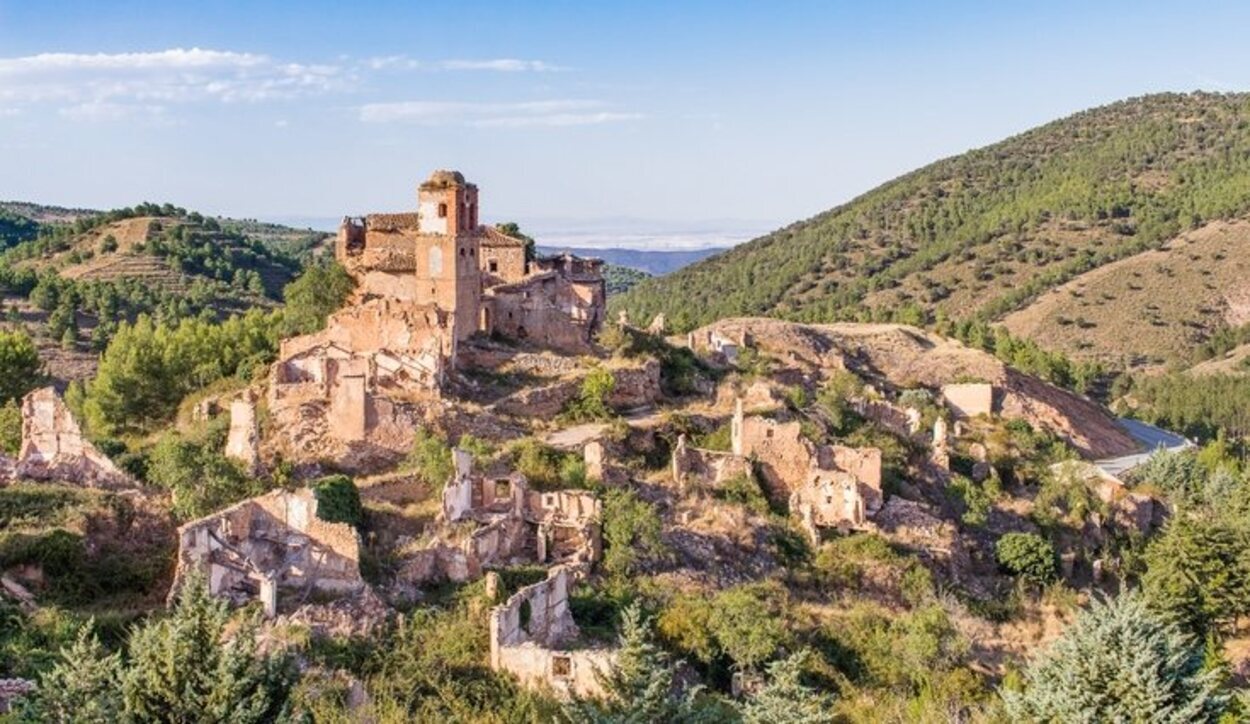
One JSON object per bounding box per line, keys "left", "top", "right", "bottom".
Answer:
{"left": 267, "top": 170, "right": 608, "bottom": 450}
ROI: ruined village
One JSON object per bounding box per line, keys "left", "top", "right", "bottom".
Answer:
{"left": 0, "top": 168, "right": 1217, "bottom": 720}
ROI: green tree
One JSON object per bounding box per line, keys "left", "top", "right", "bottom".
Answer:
{"left": 602, "top": 488, "right": 666, "bottom": 578}
{"left": 0, "top": 399, "right": 21, "bottom": 455}
{"left": 147, "top": 433, "right": 258, "bottom": 520}
{"left": 566, "top": 603, "right": 711, "bottom": 723}
{"left": 995, "top": 532, "right": 1057, "bottom": 586}
{"left": 281, "top": 261, "right": 355, "bottom": 335}
{"left": 121, "top": 573, "right": 298, "bottom": 723}
{"left": 1142, "top": 517, "right": 1250, "bottom": 636}
{"left": 1002, "top": 593, "right": 1227, "bottom": 722}
{"left": 312, "top": 475, "right": 363, "bottom": 527}
{"left": 22, "top": 623, "right": 123, "bottom": 723}
{"left": 0, "top": 329, "right": 43, "bottom": 402}
{"left": 710, "top": 584, "right": 790, "bottom": 671}
{"left": 741, "top": 650, "right": 837, "bottom": 724}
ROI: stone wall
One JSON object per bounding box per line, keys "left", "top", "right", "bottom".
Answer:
{"left": 15, "top": 387, "right": 134, "bottom": 489}
{"left": 224, "top": 396, "right": 261, "bottom": 474}
{"left": 490, "top": 565, "right": 614, "bottom": 698}
{"left": 852, "top": 398, "right": 922, "bottom": 439}
{"left": 941, "top": 383, "right": 995, "bottom": 418}
{"left": 171, "top": 488, "right": 363, "bottom": 616}
{"left": 670, "top": 434, "right": 754, "bottom": 488}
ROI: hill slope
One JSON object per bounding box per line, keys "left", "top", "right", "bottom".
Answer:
{"left": 614, "top": 92, "right": 1250, "bottom": 369}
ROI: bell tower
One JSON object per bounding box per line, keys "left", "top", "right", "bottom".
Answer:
{"left": 414, "top": 170, "right": 481, "bottom": 342}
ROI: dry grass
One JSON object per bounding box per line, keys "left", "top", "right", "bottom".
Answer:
{"left": 1000, "top": 219, "right": 1250, "bottom": 371}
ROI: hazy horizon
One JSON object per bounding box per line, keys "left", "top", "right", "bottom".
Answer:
{"left": 4, "top": 1, "right": 1250, "bottom": 248}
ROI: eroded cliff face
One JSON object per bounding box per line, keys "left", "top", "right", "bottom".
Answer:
{"left": 688, "top": 318, "right": 1140, "bottom": 459}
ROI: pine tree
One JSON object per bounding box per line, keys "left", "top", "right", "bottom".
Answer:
{"left": 121, "top": 572, "right": 297, "bottom": 723}
{"left": 566, "top": 603, "right": 714, "bottom": 724}
{"left": 741, "top": 650, "right": 837, "bottom": 724}
{"left": 23, "top": 623, "right": 123, "bottom": 723}
{"left": 1142, "top": 517, "right": 1250, "bottom": 636}
{"left": 1001, "top": 593, "right": 1228, "bottom": 722}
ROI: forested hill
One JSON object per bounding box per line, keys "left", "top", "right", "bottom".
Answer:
{"left": 612, "top": 92, "right": 1250, "bottom": 353}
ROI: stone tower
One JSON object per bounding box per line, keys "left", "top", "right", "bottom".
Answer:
{"left": 415, "top": 170, "right": 482, "bottom": 341}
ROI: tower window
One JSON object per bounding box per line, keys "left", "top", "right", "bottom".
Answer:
{"left": 459, "top": 247, "right": 465, "bottom": 257}
{"left": 489, "top": 260, "right": 499, "bottom": 273}
{"left": 438, "top": 203, "right": 448, "bottom": 218}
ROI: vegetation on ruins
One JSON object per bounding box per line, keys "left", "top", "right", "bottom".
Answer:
{"left": 312, "top": 475, "right": 365, "bottom": 528}
{"left": 147, "top": 424, "right": 262, "bottom": 520}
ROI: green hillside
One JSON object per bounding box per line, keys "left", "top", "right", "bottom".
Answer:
{"left": 613, "top": 92, "right": 1250, "bottom": 344}
{"left": 0, "top": 204, "right": 327, "bottom": 353}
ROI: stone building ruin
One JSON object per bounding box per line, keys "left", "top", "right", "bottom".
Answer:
{"left": 12, "top": 387, "right": 134, "bottom": 489}
{"left": 670, "top": 398, "right": 884, "bottom": 538}
{"left": 400, "top": 451, "right": 603, "bottom": 586}
{"left": 489, "top": 565, "right": 615, "bottom": 699}
{"left": 171, "top": 488, "right": 364, "bottom": 617}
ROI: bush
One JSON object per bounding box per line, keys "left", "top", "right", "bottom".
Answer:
{"left": 602, "top": 488, "right": 666, "bottom": 578}
{"left": 717, "top": 472, "right": 770, "bottom": 515}
{"left": 562, "top": 366, "right": 616, "bottom": 422}
{"left": 995, "top": 532, "right": 1057, "bottom": 585}
{"left": 408, "top": 428, "right": 453, "bottom": 486}
{"left": 0, "top": 399, "right": 20, "bottom": 456}
{"left": 312, "top": 475, "right": 364, "bottom": 527}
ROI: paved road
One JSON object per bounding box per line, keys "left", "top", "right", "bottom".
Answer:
{"left": 1094, "top": 418, "right": 1193, "bottom": 478}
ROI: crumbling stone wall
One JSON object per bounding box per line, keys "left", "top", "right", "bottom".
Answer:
{"left": 171, "top": 488, "right": 363, "bottom": 617}
{"left": 485, "top": 273, "right": 604, "bottom": 354}
{"left": 852, "top": 398, "right": 922, "bottom": 439}
{"left": 479, "top": 227, "right": 528, "bottom": 284}
{"left": 224, "top": 396, "right": 261, "bottom": 474}
{"left": 670, "top": 434, "right": 754, "bottom": 488}
{"left": 15, "top": 387, "right": 134, "bottom": 489}
{"left": 942, "top": 383, "right": 995, "bottom": 418}
{"left": 490, "top": 565, "right": 614, "bottom": 698}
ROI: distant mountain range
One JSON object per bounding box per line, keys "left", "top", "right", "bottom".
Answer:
{"left": 535, "top": 245, "right": 724, "bottom": 275}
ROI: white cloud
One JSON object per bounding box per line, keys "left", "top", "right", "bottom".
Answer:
{"left": 474, "top": 111, "right": 644, "bottom": 128}
{"left": 0, "top": 48, "right": 348, "bottom": 117}
{"left": 438, "top": 59, "right": 564, "bottom": 72}
{"left": 362, "top": 56, "right": 565, "bottom": 72}
{"left": 359, "top": 99, "right": 639, "bottom": 127}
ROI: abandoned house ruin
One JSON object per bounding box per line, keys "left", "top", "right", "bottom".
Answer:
{"left": 171, "top": 488, "right": 364, "bottom": 617}
{"left": 400, "top": 450, "right": 603, "bottom": 585}
{"left": 671, "top": 398, "right": 884, "bottom": 539}
{"left": 490, "top": 565, "right": 615, "bottom": 698}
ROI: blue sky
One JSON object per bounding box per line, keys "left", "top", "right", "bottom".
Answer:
{"left": 1, "top": 1, "right": 1248, "bottom": 247}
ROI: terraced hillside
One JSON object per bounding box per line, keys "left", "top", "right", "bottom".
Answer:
{"left": 613, "top": 92, "right": 1250, "bottom": 370}
{"left": 0, "top": 205, "right": 325, "bottom": 382}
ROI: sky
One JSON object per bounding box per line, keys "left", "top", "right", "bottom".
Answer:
{"left": 2, "top": 1, "right": 1249, "bottom": 248}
